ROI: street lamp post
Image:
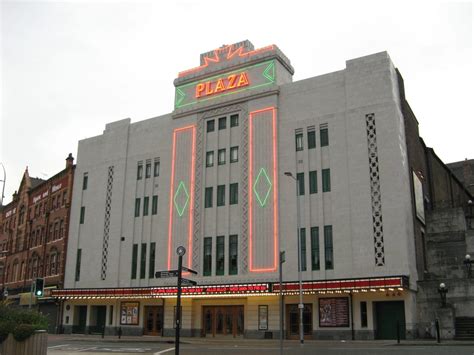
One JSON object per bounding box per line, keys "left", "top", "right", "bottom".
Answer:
{"left": 464, "top": 254, "right": 473, "bottom": 278}
{"left": 0, "top": 163, "right": 6, "bottom": 207}
{"left": 438, "top": 283, "right": 448, "bottom": 308}
{"left": 284, "top": 172, "right": 304, "bottom": 345}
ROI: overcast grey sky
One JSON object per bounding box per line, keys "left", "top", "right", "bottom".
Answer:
{"left": 1, "top": 0, "right": 472, "bottom": 205}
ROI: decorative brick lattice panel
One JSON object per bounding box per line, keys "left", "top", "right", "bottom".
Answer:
{"left": 192, "top": 118, "right": 204, "bottom": 271}
{"left": 101, "top": 166, "right": 114, "bottom": 279}
{"left": 366, "top": 114, "right": 385, "bottom": 266}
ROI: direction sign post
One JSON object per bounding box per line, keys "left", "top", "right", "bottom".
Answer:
{"left": 155, "top": 270, "right": 179, "bottom": 278}
{"left": 181, "top": 266, "right": 198, "bottom": 275}
{"left": 181, "top": 278, "right": 197, "bottom": 286}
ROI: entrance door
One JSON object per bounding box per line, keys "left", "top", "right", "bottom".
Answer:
{"left": 374, "top": 301, "right": 405, "bottom": 340}
{"left": 73, "top": 305, "right": 87, "bottom": 334}
{"left": 144, "top": 306, "right": 164, "bottom": 335}
{"left": 286, "top": 304, "right": 312, "bottom": 340}
{"left": 202, "top": 306, "right": 244, "bottom": 337}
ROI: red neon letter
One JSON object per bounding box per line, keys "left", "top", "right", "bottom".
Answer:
{"left": 214, "top": 78, "right": 226, "bottom": 93}
{"left": 236, "top": 72, "right": 249, "bottom": 87}
{"left": 227, "top": 74, "right": 237, "bottom": 89}
{"left": 205, "top": 81, "right": 213, "bottom": 95}
{"left": 195, "top": 83, "right": 205, "bottom": 98}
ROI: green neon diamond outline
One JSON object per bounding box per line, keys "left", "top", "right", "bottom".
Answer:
{"left": 173, "top": 181, "right": 190, "bottom": 217}
{"left": 262, "top": 61, "right": 275, "bottom": 82}
{"left": 253, "top": 167, "right": 272, "bottom": 207}
{"left": 175, "top": 88, "right": 186, "bottom": 108}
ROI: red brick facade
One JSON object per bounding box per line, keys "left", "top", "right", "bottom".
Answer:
{"left": 0, "top": 154, "right": 75, "bottom": 298}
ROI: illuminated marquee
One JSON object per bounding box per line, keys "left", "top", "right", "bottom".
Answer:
{"left": 175, "top": 60, "right": 276, "bottom": 109}
{"left": 195, "top": 72, "right": 249, "bottom": 98}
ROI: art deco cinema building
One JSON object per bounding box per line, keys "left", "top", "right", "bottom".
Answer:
{"left": 56, "top": 40, "right": 436, "bottom": 339}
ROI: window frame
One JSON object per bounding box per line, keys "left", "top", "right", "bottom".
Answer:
{"left": 295, "top": 133, "right": 304, "bottom": 151}
{"left": 206, "top": 151, "right": 214, "bottom": 167}
{"left": 229, "top": 235, "right": 238, "bottom": 275}
{"left": 216, "top": 236, "right": 225, "bottom": 276}
{"left": 229, "top": 183, "right": 238, "bottom": 205}
{"left": 204, "top": 187, "right": 213, "bottom": 208}
{"left": 218, "top": 149, "right": 226, "bottom": 165}
{"left": 309, "top": 170, "right": 318, "bottom": 194}
{"left": 203, "top": 237, "right": 212, "bottom": 276}
{"left": 230, "top": 114, "right": 239, "bottom": 127}
{"left": 218, "top": 116, "right": 226, "bottom": 130}
{"left": 297, "top": 173, "right": 305, "bottom": 195}
{"left": 311, "top": 226, "right": 320, "bottom": 270}
{"left": 320, "top": 128, "right": 329, "bottom": 147}
{"left": 324, "top": 225, "right": 333, "bottom": 270}
{"left": 322, "top": 169, "right": 331, "bottom": 192}
{"left": 206, "top": 119, "right": 215, "bottom": 133}
{"left": 217, "top": 185, "right": 226, "bottom": 206}
{"left": 230, "top": 146, "right": 239, "bottom": 163}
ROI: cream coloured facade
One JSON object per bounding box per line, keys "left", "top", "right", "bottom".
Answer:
{"left": 57, "top": 40, "right": 424, "bottom": 339}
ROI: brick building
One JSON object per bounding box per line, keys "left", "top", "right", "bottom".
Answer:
{"left": 0, "top": 154, "right": 75, "bottom": 332}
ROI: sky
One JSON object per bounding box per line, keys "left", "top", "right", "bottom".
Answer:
{"left": 0, "top": 0, "right": 472, "bottom": 205}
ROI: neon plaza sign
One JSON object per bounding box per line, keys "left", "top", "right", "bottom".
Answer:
{"left": 175, "top": 60, "right": 276, "bottom": 109}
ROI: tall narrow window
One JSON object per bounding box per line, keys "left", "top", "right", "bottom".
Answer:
{"left": 82, "top": 173, "right": 88, "bottom": 190}
{"left": 134, "top": 198, "right": 141, "bottom": 217}
{"left": 307, "top": 130, "right": 316, "bottom": 149}
{"left": 230, "top": 146, "right": 239, "bottom": 163}
{"left": 216, "top": 236, "right": 225, "bottom": 276}
{"left": 152, "top": 195, "right": 158, "bottom": 215}
{"left": 149, "top": 243, "right": 156, "bottom": 279}
{"left": 218, "top": 117, "right": 226, "bottom": 130}
{"left": 218, "top": 149, "right": 226, "bottom": 165}
{"left": 229, "top": 183, "right": 238, "bottom": 205}
{"left": 154, "top": 160, "right": 160, "bottom": 177}
{"left": 320, "top": 127, "right": 329, "bottom": 147}
{"left": 300, "top": 228, "right": 307, "bottom": 271}
{"left": 324, "top": 225, "right": 333, "bottom": 270}
{"left": 75, "top": 249, "right": 82, "bottom": 281}
{"left": 206, "top": 151, "right": 214, "bottom": 167}
{"left": 137, "top": 163, "right": 143, "bottom": 180}
{"left": 230, "top": 114, "right": 239, "bottom": 127}
{"left": 207, "top": 119, "right": 215, "bottom": 133}
{"left": 143, "top": 196, "right": 149, "bottom": 216}
{"left": 311, "top": 227, "right": 320, "bottom": 270}
{"left": 203, "top": 237, "right": 212, "bottom": 276}
{"left": 205, "top": 187, "right": 213, "bottom": 208}
{"left": 322, "top": 169, "right": 331, "bottom": 192}
{"left": 140, "top": 243, "right": 147, "bottom": 279}
{"left": 361, "top": 301, "right": 368, "bottom": 327}
{"left": 297, "top": 173, "right": 305, "bottom": 195}
{"left": 295, "top": 132, "right": 303, "bottom": 151}
{"left": 229, "top": 235, "right": 238, "bottom": 275}
{"left": 145, "top": 162, "right": 151, "bottom": 178}
{"left": 79, "top": 206, "right": 85, "bottom": 224}
{"left": 131, "top": 244, "right": 138, "bottom": 279}
{"left": 217, "top": 185, "right": 225, "bottom": 206}
{"left": 309, "top": 171, "right": 318, "bottom": 194}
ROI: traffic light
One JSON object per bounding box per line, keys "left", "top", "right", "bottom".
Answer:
{"left": 34, "top": 278, "right": 44, "bottom": 297}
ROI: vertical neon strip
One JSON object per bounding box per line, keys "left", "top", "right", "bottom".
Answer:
{"left": 248, "top": 107, "right": 278, "bottom": 272}
{"left": 167, "top": 125, "right": 196, "bottom": 270}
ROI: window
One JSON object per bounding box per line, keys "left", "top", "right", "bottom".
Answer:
{"left": 137, "top": 163, "right": 143, "bottom": 180}
{"left": 205, "top": 187, "right": 213, "bottom": 208}
{"left": 131, "top": 244, "right": 138, "bottom": 279}
{"left": 309, "top": 171, "right": 317, "bottom": 194}
{"left": 308, "top": 130, "right": 316, "bottom": 149}
{"left": 145, "top": 162, "right": 151, "bottom": 178}
{"left": 218, "top": 149, "right": 226, "bottom": 165}
{"left": 295, "top": 132, "right": 303, "bottom": 151}
{"left": 218, "top": 117, "right": 226, "bottom": 130}
{"left": 134, "top": 198, "right": 141, "bottom": 217}
{"left": 320, "top": 127, "right": 329, "bottom": 147}
{"left": 216, "top": 236, "right": 225, "bottom": 276}
{"left": 140, "top": 243, "right": 147, "bottom": 279}
{"left": 79, "top": 206, "right": 85, "bottom": 224}
{"left": 152, "top": 195, "right": 158, "bottom": 215}
{"left": 203, "top": 237, "right": 212, "bottom": 276}
{"left": 143, "top": 196, "right": 149, "bottom": 216}
{"left": 75, "top": 249, "right": 82, "bottom": 281}
{"left": 206, "top": 151, "right": 214, "bottom": 167}
{"left": 297, "top": 173, "right": 305, "bottom": 195}
{"left": 59, "top": 220, "right": 64, "bottom": 238}
{"left": 149, "top": 243, "right": 156, "bottom": 279}
{"left": 62, "top": 191, "right": 67, "bottom": 205}
{"left": 311, "top": 227, "right": 320, "bottom": 270}
{"left": 300, "top": 228, "right": 307, "bottom": 271}
{"left": 322, "top": 169, "right": 331, "bottom": 192}
{"left": 154, "top": 160, "right": 160, "bottom": 177}
{"left": 230, "top": 114, "right": 239, "bottom": 127}
{"left": 361, "top": 302, "right": 368, "bottom": 327}
{"left": 83, "top": 173, "right": 88, "bottom": 190}
{"left": 207, "top": 119, "right": 215, "bottom": 132}
{"left": 324, "top": 225, "right": 333, "bottom": 270}
{"left": 229, "top": 183, "right": 238, "bottom": 205}
{"left": 230, "top": 146, "right": 239, "bottom": 163}
{"left": 229, "top": 235, "right": 238, "bottom": 275}
{"left": 217, "top": 185, "right": 225, "bottom": 206}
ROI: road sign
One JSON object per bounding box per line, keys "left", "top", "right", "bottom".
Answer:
{"left": 155, "top": 270, "right": 179, "bottom": 278}
{"left": 181, "top": 278, "right": 197, "bottom": 286}
{"left": 182, "top": 266, "right": 198, "bottom": 275}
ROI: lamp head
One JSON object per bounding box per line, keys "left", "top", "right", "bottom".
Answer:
{"left": 176, "top": 246, "right": 186, "bottom": 257}
{"left": 284, "top": 172, "right": 293, "bottom": 177}
{"left": 439, "top": 283, "right": 446, "bottom": 289}
{"left": 466, "top": 254, "right": 471, "bottom": 261}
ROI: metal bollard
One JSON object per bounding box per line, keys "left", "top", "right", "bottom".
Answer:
{"left": 435, "top": 319, "right": 440, "bottom": 343}
{"left": 102, "top": 325, "right": 105, "bottom": 339}
{"left": 118, "top": 326, "right": 122, "bottom": 339}
{"left": 397, "top": 320, "right": 400, "bottom": 344}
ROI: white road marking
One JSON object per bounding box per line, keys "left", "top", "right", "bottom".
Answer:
{"left": 77, "top": 346, "right": 98, "bottom": 352}
{"left": 47, "top": 344, "right": 69, "bottom": 349}
{"left": 154, "top": 347, "right": 175, "bottom": 355}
